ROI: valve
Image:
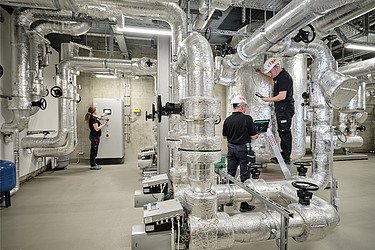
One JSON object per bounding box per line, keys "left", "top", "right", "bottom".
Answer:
{"left": 301, "top": 92, "right": 310, "bottom": 107}
{"left": 42, "top": 131, "right": 50, "bottom": 138}
{"left": 31, "top": 98, "right": 47, "bottom": 110}
{"left": 51, "top": 86, "right": 62, "bottom": 98}
{"left": 293, "top": 24, "right": 316, "bottom": 44}
{"left": 219, "top": 43, "right": 236, "bottom": 57}
{"left": 146, "top": 95, "right": 182, "bottom": 123}
{"left": 356, "top": 125, "right": 366, "bottom": 132}
{"left": 250, "top": 163, "right": 262, "bottom": 179}
{"left": 44, "top": 88, "right": 49, "bottom": 97}
{"left": 77, "top": 95, "right": 82, "bottom": 103}
{"left": 146, "top": 104, "right": 156, "bottom": 121}
{"left": 294, "top": 162, "right": 310, "bottom": 177}
{"left": 292, "top": 181, "right": 319, "bottom": 206}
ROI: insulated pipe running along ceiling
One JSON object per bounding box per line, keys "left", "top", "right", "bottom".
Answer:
{"left": 315, "top": 0, "right": 375, "bottom": 35}
{"left": 218, "top": 0, "right": 362, "bottom": 84}
{"left": 339, "top": 57, "right": 375, "bottom": 77}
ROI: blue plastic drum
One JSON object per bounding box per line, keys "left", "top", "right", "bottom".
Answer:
{"left": 0, "top": 160, "right": 16, "bottom": 192}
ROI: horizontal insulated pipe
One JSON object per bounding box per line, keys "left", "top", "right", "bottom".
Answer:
{"left": 0, "top": 0, "right": 78, "bottom": 10}
{"left": 219, "top": 0, "right": 362, "bottom": 84}
{"left": 339, "top": 58, "right": 375, "bottom": 77}
{"left": 315, "top": 0, "right": 375, "bottom": 35}
{"left": 34, "top": 22, "right": 91, "bottom": 37}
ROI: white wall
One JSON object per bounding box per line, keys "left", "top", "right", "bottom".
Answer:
{"left": 0, "top": 10, "right": 59, "bottom": 178}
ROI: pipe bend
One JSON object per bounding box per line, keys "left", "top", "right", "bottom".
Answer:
{"left": 21, "top": 130, "right": 68, "bottom": 148}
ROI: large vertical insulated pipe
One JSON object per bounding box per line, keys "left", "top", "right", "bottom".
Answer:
{"left": 284, "top": 55, "right": 307, "bottom": 160}
{"left": 1, "top": 12, "right": 30, "bottom": 134}
{"left": 175, "top": 32, "right": 224, "bottom": 249}
{"left": 309, "top": 83, "right": 333, "bottom": 189}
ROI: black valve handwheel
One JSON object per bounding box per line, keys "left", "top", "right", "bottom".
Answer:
{"left": 77, "top": 95, "right": 81, "bottom": 103}
{"left": 45, "top": 88, "right": 49, "bottom": 97}
{"left": 157, "top": 95, "right": 163, "bottom": 123}
{"left": 293, "top": 162, "right": 311, "bottom": 167}
{"left": 51, "top": 86, "right": 62, "bottom": 98}
{"left": 292, "top": 181, "right": 319, "bottom": 191}
{"left": 39, "top": 98, "right": 47, "bottom": 110}
{"left": 300, "top": 24, "right": 316, "bottom": 43}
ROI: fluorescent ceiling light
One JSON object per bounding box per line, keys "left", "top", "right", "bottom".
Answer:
{"left": 344, "top": 43, "right": 375, "bottom": 51}
{"left": 116, "top": 26, "right": 172, "bottom": 36}
{"left": 95, "top": 74, "right": 117, "bottom": 79}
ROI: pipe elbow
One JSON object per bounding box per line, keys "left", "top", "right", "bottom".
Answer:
{"left": 290, "top": 200, "right": 339, "bottom": 242}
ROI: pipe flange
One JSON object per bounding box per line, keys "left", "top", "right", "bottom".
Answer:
{"left": 264, "top": 211, "right": 278, "bottom": 240}
{"left": 180, "top": 150, "right": 221, "bottom": 164}
{"left": 181, "top": 96, "right": 221, "bottom": 121}
{"left": 180, "top": 135, "right": 221, "bottom": 151}
{"left": 7, "top": 97, "right": 31, "bottom": 110}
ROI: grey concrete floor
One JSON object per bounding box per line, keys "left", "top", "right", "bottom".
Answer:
{"left": 1, "top": 155, "right": 375, "bottom": 250}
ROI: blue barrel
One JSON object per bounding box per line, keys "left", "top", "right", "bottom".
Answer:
{"left": 0, "top": 160, "right": 16, "bottom": 193}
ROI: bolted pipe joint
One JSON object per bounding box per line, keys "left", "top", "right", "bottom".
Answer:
{"left": 181, "top": 96, "right": 221, "bottom": 121}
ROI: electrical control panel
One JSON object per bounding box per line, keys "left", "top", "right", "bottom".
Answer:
{"left": 142, "top": 174, "right": 169, "bottom": 194}
{"left": 143, "top": 199, "right": 183, "bottom": 232}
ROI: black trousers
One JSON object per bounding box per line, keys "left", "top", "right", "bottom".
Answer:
{"left": 89, "top": 134, "right": 100, "bottom": 167}
{"left": 227, "top": 143, "right": 250, "bottom": 183}
{"left": 275, "top": 103, "right": 295, "bottom": 161}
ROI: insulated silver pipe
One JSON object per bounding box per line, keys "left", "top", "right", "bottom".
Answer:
{"left": 309, "top": 84, "right": 333, "bottom": 189}
{"left": 219, "top": 0, "right": 361, "bottom": 84}
{"left": 34, "top": 21, "right": 91, "bottom": 37}
{"left": 339, "top": 57, "right": 375, "bottom": 77}
{"left": 315, "top": 0, "right": 375, "bottom": 35}
{"left": 1, "top": 13, "right": 30, "bottom": 134}
{"left": 22, "top": 56, "right": 156, "bottom": 150}
{"left": 175, "top": 33, "right": 222, "bottom": 249}
{"left": 0, "top": 0, "right": 78, "bottom": 10}
{"left": 191, "top": 180, "right": 339, "bottom": 247}
{"left": 280, "top": 39, "right": 358, "bottom": 109}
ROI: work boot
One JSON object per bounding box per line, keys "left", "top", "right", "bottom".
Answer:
{"left": 239, "top": 202, "right": 255, "bottom": 212}
{"left": 270, "top": 157, "right": 291, "bottom": 165}
{"left": 270, "top": 157, "right": 279, "bottom": 164}
{"left": 90, "top": 165, "right": 102, "bottom": 170}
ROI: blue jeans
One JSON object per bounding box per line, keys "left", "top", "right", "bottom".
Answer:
{"left": 227, "top": 143, "right": 250, "bottom": 183}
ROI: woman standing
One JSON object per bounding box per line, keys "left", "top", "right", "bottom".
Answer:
{"left": 85, "top": 107, "right": 108, "bottom": 170}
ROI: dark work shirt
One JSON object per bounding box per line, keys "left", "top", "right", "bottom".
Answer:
{"left": 222, "top": 112, "right": 257, "bottom": 145}
{"left": 89, "top": 115, "right": 101, "bottom": 137}
{"left": 273, "top": 69, "right": 294, "bottom": 106}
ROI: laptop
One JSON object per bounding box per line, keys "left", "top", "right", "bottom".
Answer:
{"left": 253, "top": 119, "right": 270, "bottom": 133}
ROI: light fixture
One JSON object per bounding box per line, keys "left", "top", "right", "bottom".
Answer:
{"left": 116, "top": 26, "right": 172, "bottom": 36}
{"left": 344, "top": 42, "right": 375, "bottom": 51}
{"left": 95, "top": 74, "right": 117, "bottom": 79}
